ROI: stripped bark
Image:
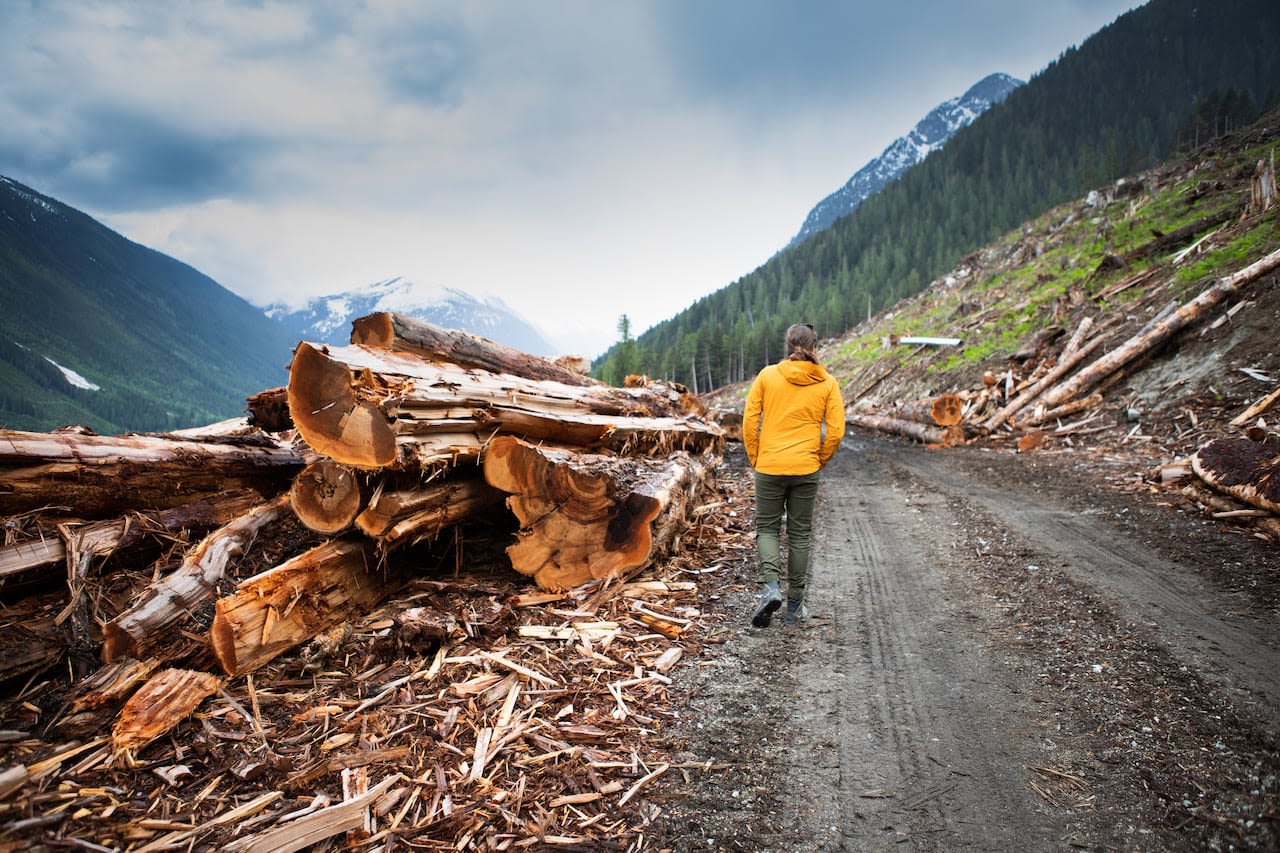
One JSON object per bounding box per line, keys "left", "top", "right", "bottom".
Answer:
{"left": 1, "top": 489, "right": 261, "bottom": 585}
{"left": 111, "top": 668, "right": 224, "bottom": 754}
{"left": 355, "top": 474, "right": 506, "bottom": 549}
{"left": 50, "top": 657, "right": 160, "bottom": 737}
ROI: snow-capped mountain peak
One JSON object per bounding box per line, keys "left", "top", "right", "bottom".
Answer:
{"left": 790, "top": 72, "right": 1022, "bottom": 247}
{"left": 266, "top": 277, "right": 556, "bottom": 356}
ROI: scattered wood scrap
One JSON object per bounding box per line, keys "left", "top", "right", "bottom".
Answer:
{"left": 0, "top": 313, "right": 735, "bottom": 850}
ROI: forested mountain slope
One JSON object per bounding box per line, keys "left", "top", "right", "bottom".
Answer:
{"left": 0, "top": 177, "right": 299, "bottom": 433}
{"left": 717, "top": 105, "right": 1280, "bottom": 465}
{"left": 597, "top": 0, "right": 1280, "bottom": 391}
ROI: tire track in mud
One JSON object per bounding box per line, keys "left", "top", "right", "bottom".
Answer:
{"left": 650, "top": 437, "right": 1278, "bottom": 852}
{"left": 887, "top": 444, "right": 1280, "bottom": 718}
{"left": 787, "top": 443, "right": 1065, "bottom": 851}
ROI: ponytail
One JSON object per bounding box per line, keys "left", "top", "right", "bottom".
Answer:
{"left": 785, "top": 323, "right": 819, "bottom": 364}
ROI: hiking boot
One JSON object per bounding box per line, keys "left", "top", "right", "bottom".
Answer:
{"left": 783, "top": 598, "right": 808, "bottom": 626}
{"left": 751, "top": 581, "right": 783, "bottom": 628}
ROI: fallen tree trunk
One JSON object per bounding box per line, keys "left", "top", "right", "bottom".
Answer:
{"left": 483, "top": 435, "right": 716, "bottom": 591}
{"left": 351, "top": 312, "right": 600, "bottom": 387}
{"left": 1191, "top": 436, "right": 1280, "bottom": 515}
{"left": 101, "top": 496, "right": 291, "bottom": 663}
{"left": 888, "top": 393, "right": 963, "bottom": 427}
{"left": 0, "top": 429, "right": 304, "bottom": 517}
{"left": 846, "top": 413, "right": 964, "bottom": 447}
{"left": 984, "top": 332, "right": 1105, "bottom": 430}
{"left": 210, "top": 539, "right": 388, "bottom": 676}
{"left": 1121, "top": 202, "right": 1244, "bottom": 263}
{"left": 287, "top": 342, "right": 722, "bottom": 470}
{"left": 355, "top": 473, "right": 506, "bottom": 549}
{"left": 1037, "top": 247, "right": 1280, "bottom": 410}
{"left": 1020, "top": 393, "right": 1105, "bottom": 429}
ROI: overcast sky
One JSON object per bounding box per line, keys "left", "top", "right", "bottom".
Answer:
{"left": 2, "top": 1, "right": 1141, "bottom": 356}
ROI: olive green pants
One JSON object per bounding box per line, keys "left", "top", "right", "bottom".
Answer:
{"left": 753, "top": 470, "right": 821, "bottom": 603}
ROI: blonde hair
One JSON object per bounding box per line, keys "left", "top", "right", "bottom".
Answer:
{"left": 785, "top": 323, "right": 818, "bottom": 363}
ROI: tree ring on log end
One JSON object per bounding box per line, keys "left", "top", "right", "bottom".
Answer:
{"left": 290, "top": 459, "right": 363, "bottom": 533}
{"left": 288, "top": 342, "right": 397, "bottom": 468}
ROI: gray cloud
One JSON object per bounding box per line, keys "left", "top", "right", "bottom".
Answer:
{"left": 0, "top": 0, "right": 1142, "bottom": 355}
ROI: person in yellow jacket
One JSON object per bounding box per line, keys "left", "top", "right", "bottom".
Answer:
{"left": 742, "top": 323, "right": 845, "bottom": 627}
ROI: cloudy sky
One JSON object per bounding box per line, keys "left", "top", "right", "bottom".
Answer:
{"left": 2, "top": 1, "right": 1140, "bottom": 356}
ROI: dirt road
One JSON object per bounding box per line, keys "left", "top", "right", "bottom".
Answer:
{"left": 649, "top": 436, "right": 1279, "bottom": 852}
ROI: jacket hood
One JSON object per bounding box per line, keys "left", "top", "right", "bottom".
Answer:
{"left": 777, "top": 358, "right": 829, "bottom": 386}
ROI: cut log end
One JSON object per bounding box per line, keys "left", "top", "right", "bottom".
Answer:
{"left": 930, "top": 393, "right": 964, "bottom": 426}
{"left": 287, "top": 342, "right": 397, "bottom": 469}
{"left": 349, "top": 312, "right": 397, "bottom": 349}
{"left": 100, "top": 624, "right": 136, "bottom": 664}
{"left": 290, "top": 460, "right": 363, "bottom": 534}
{"left": 485, "top": 435, "right": 711, "bottom": 591}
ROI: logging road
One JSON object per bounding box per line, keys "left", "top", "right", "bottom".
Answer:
{"left": 648, "top": 435, "right": 1280, "bottom": 852}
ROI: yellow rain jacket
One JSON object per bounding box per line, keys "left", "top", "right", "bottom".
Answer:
{"left": 743, "top": 358, "right": 845, "bottom": 475}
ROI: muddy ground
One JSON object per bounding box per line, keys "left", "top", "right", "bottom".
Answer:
{"left": 645, "top": 437, "right": 1278, "bottom": 853}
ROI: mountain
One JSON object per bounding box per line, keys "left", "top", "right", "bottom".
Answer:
{"left": 789, "top": 72, "right": 1022, "bottom": 247}
{"left": 0, "top": 175, "right": 299, "bottom": 434}
{"left": 602, "top": 0, "right": 1280, "bottom": 390}
{"left": 265, "top": 278, "right": 555, "bottom": 356}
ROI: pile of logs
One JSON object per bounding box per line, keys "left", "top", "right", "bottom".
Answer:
{"left": 0, "top": 313, "right": 729, "bottom": 850}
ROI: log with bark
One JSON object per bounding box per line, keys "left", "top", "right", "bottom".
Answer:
{"left": 287, "top": 342, "right": 722, "bottom": 470}
{"left": 1036, "top": 247, "right": 1280, "bottom": 410}
{"left": 888, "top": 393, "right": 963, "bottom": 427}
{"left": 483, "top": 435, "right": 717, "bottom": 591}
{"left": 1119, "top": 202, "right": 1244, "bottom": 264}
{"left": 0, "top": 428, "right": 304, "bottom": 517}
{"left": 351, "top": 312, "right": 601, "bottom": 387}
{"left": 846, "top": 412, "right": 964, "bottom": 447}
{"left": 1019, "top": 392, "right": 1105, "bottom": 429}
